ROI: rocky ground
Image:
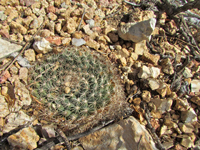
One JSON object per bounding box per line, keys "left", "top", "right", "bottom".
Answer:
{"left": 0, "top": 0, "right": 200, "bottom": 149}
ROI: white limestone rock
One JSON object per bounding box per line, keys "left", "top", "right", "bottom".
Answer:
{"left": 0, "top": 38, "right": 22, "bottom": 59}
{"left": 118, "top": 18, "right": 157, "bottom": 43}
{"left": 191, "top": 79, "right": 200, "bottom": 93}
{"left": 3, "top": 111, "right": 33, "bottom": 133}
{"left": 72, "top": 38, "right": 86, "bottom": 47}
{"left": 33, "top": 37, "right": 52, "bottom": 54}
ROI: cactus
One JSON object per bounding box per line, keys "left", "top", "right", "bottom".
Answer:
{"left": 28, "top": 46, "right": 130, "bottom": 135}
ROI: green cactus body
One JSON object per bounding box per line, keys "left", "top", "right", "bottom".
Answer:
{"left": 28, "top": 46, "right": 129, "bottom": 135}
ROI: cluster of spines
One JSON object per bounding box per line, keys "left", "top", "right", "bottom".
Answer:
{"left": 29, "top": 47, "right": 117, "bottom": 121}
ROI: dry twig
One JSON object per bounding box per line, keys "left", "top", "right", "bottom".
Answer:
{"left": 77, "top": 8, "right": 86, "bottom": 32}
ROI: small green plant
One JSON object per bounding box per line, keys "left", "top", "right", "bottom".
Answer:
{"left": 28, "top": 46, "right": 129, "bottom": 135}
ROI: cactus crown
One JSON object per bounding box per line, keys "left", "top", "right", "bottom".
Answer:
{"left": 28, "top": 46, "right": 129, "bottom": 134}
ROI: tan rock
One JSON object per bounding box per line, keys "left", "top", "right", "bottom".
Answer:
{"left": 24, "top": 7, "right": 32, "bottom": 16}
{"left": 83, "top": 24, "right": 93, "bottom": 36}
{"left": 6, "top": 9, "right": 18, "bottom": 22}
{"left": 133, "top": 40, "right": 148, "bottom": 55}
{"left": 142, "top": 51, "right": 160, "bottom": 65}
{"left": 179, "top": 123, "right": 194, "bottom": 134}
{"left": 47, "top": 12, "right": 57, "bottom": 21}
{"left": 85, "top": 37, "right": 100, "bottom": 50}
{"left": 3, "top": 111, "right": 32, "bottom": 133}
{"left": 103, "top": 25, "right": 114, "bottom": 35}
{"left": 10, "top": 21, "right": 27, "bottom": 35}
{"left": 65, "top": 87, "right": 70, "bottom": 94}
{"left": 19, "top": 67, "right": 28, "bottom": 83}
{"left": 55, "top": 22, "right": 62, "bottom": 33}
{"left": 72, "top": 31, "right": 83, "bottom": 39}
{"left": 181, "top": 136, "right": 194, "bottom": 149}
{"left": 0, "top": 95, "right": 10, "bottom": 117}
{"left": 130, "top": 52, "right": 138, "bottom": 61}
{"left": 181, "top": 108, "right": 197, "bottom": 123}
{"left": 65, "top": 18, "right": 76, "bottom": 34}
{"left": 1, "top": 86, "right": 8, "bottom": 96}
{"left": 119, "top": 57, "right": 127, "bottom": 66}
{"left": 22, "top": 16, "right": 33, "bottom": 28}
{"left": 7, "top": 127, "right": 39, "bottom": 150}
{"left": 84, "top": 7, "right": 94, "bottom": 20}
{"left": 9, "top": 65, "right": 18, "bottom": 75}
{"left": 142, "top": 90, "right": 151, "bottom": 102}
{"left": 62, "top": 38, "right": 71, "bottom": 46}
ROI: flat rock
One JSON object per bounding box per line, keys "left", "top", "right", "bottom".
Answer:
{"left": 3, "top": 111, "right": 33, "bottom": 133}
{"left": 181, "top": 108, "right": 197, "bottom": 123}
{"left": 79, "top": 116, "right": 158, "bottom": 150}
{"left": 0, "top": 38, "right": 22, "bottom": 59}
{"left": 7, "top": 127, "right": 39, "bottom": 150}
{"left": 118, "top": 18, "right": 156, "bottom": 43}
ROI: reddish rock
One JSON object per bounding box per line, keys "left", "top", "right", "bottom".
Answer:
{"left": 92, "top": 26, "right": 102, "bottom": 33}
{"left": 46, "top": 36, "right": 62, "bottom": 46}
{"left": 0, "top": 29, "right": 9, "bottom": 38}
{"left": 46, "top": 5, "right": 56, "bottom": 13}
{"left": 0, "top": 71, "right": 11, "bottom": 84}
{"left": 20, "top": 0, "right": 36, "bottom": 6}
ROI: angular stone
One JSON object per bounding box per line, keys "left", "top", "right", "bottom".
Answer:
{"left": 191, "top": 79, "right": 200, "bottom": 93}
{"left": 183, "top": 67, "right": 193, "bottom": 78}
{"left": 181, "top": 136, "right": 194, "bottom": 149}
{"left": 79, "top": 116, "right": 158, "bottom": 150}
{"left": 33, "top": 37, "right": 52, "bottom": 54}
{"left": 62, "top": 37, "right": 71, "bottom": 46}
{"left": 130, "top": 52, "right": 138, "bottom": 61}
{"left": 24, "top": 49, "right": 36, "bottom": 62}
{"left": 42, "top": 125, "right": 56, "bottom": 138}
{"left": 118, "top": 18, "right": 156, "bottom": 43}
{"left": 85, "top": 37, "right": 100, "bottom": 50}
{"left": 108, "top": 32, "right": 118, "bottom": 43}
{"left": 0, "top": 95, "right": 10, "bottom": 117}
{"left": 83, "top": 24, "right": 94, "bottom": 36}
{"left": 46, "top": 36, "right": 62, "bottom": 46}
{"left": 138, "top": 65, "right": 151, "bottom": 79}
{"left": 151, "top": 98, "right": 173, "bottom": 114}
{"left": 142, "top": 90, "right": 151, "bottom": 102}
{"left": 0, "top": 38, "right": 22, "bottom": 59}
{"left": 86, "top": 19, "right": 95, "bottom": 28}
{"left": 150, "top": 66, "right": 160, "bottom": 78}
{"left": 142, "top": 51, "right": 160, "bottom": 65}
{"left": 19, "top": 67, "right": 28, "bottom": 83}
{"left": 10, "top": 21, "right": 27, "bottom": 35}
{"left": 29, "top": 16, "right": 44, "bottom": 29}
{"left": 133, "top": 40, "right": 148, "bottom": 55}
{"left": 181, "top": 108, "right": 197, "bottom": 123}
{"left": 47, "top": 12, "right": 57, "bottom": 21}
{"left": 3, "top": 111, "right": 32, "bottom": 133}
{"left": 0, "top": 70, "right": 11, "bottom": 84}
{"left": 0, "top": 11, "right": 7, "bottom": 21}
{"left": 7, "top": 127, "right": 39, "bottom": 150}
{"left": 179, "top": 123, "right": 194, "bottom": 134}
{"left": 148, "top": 78, "right": 160, "bottom": 90}
{"left": 161, "top": 58, "right": 174, "bottom": 75}
{"left": 72, "top": 38, "right": 86, "bottom": 47}
{"left": 65, "top": 18, "right": 77, "bottom": 34}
